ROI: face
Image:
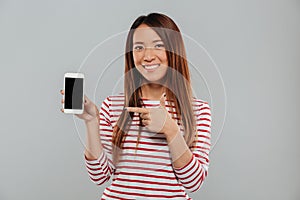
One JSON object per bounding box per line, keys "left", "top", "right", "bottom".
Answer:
{"left": 132, "top": 24, "right": 168, "bottom": 83}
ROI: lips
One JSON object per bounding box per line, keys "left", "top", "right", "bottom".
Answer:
{"left": 142, "top": 64, "right": 160, "bottom": 71}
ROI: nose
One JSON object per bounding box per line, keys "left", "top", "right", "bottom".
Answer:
{"left": 143, "top": 47, "right": 155, "bottom": 62}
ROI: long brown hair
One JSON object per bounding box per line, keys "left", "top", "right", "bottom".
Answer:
{"left": 111, "top": 13, "right": 197, "bottom": 166}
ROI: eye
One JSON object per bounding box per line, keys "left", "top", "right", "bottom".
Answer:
{"left": 133, "top": 45, "right": 144, "bottom": 51}
{"left": 155, "top": 43, "right": 165, "bottom": 49}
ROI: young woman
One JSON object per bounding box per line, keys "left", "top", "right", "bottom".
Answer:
{"left": 60, "top": 13, "right": 211, "bottom": 200}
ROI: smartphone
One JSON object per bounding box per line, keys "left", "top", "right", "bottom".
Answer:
{"left": 63, "top": 72, "right": 85, "bottom": 114}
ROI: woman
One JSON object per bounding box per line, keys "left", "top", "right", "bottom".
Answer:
{"left": 60, "top": 12, "right": 211, "bottom": 200}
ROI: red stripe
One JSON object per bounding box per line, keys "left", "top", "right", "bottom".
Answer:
{"left": 199, "top": 106, "right": 210, "bottom": 110}
{"left": 118, "top": 159, "right": 172, "bottom": 167}
{"left": 89, "top": 174, "right": 106, "bottom": 183}
{"left": 194, "top": 154, "right": 209, "bottom": 163}
{"left": 88, "top": 156, "right": 109, "bottom": 175}
{"left": 109, "top": 99, "right": 124, "bottom": 102}
{"left": 189, "top": 174, "right": 204, "bottom": 192}
{"left": 197, "top": 135, "right": 211, "bottom": 140}
{"left": 99, "top": 122, "right": 112, "bottom": 127}
{"left": 198, "top": 117, "right": 211, "bottom": 122}
{"left": 108, "top": 103, "right": 124, "bottom": 107}
{"left": 124, "top": 133, "right": 165, "bottom": 139}
{"left": 179, "top": 162, "right": 201, "bottom": 184}
{"left": 121, "top": 152, "right": 170, "bottom": 160}
{"left": 184, "top": 168, "right": 204, "bottom": 190}
{"left": 100, "top": 133, "right": 113, "bottom": 137}
{"left": 103, "top": 146, "right": 112, "bottom": 153}
{"left": 199, "top": 112, "right": 211, "bottom": 116}
{"left": 116, "top": 165, "right": 174, "bottom": 173}
{"left": 102, "top": 100, "right": 109, "bottom": 108}
{"left": 111, "top": 183, "right": 183, "bottom": 192}
{"left": 100, "top": 107, "right": 110, "bottom": 118}
{"left": 193, "top": 140, "right": 211, "bottom": 146}
{"left": 105, "top": 187, "right": 186, "bottom": 198}
{"left": 112, "top": 177, "right": 181, "bottom": 186}
{"left": 196, "top": 123, "right": 211, "bottom": 127}
{"left": 114, "top": 171, "right": 177, "bottom": 180}
{"left": 123, "top": 140, "right": 167, "bottom": 146}
{"left": 197, "top": 129, "right": 211, "bottom": 133}
{"left": 122, "top": 146, "right": 169, "bottom": 153}
{"left": 100, "top": 128, "right": 113, "bottom": 132}
{"left": 86, "top": 168, "right": 104, "bottom": 176}
{"left": 193, "top": 99, "right": 206, "bottom": 103}
{"left": 102, "top": 192, "right": 133, "bottom": 200}
{"left": 191, "top": 146, "right": 210, "bottom": 150}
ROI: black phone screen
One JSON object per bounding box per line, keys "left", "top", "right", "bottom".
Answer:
{"left": 64, "top": 77, "right": 84, "bottom": 109}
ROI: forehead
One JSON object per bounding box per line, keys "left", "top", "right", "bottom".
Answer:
{"left": 133, "top": 24, "right": 162, "bottom": 42}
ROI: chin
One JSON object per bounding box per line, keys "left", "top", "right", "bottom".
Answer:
{"left": 142, "top": 75, "right": 166, "bottom": 84}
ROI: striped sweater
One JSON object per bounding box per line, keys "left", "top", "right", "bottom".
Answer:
{"left": 84, "top": 93, "right": 212, "bottom": 200}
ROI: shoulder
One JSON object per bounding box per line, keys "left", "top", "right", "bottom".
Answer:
{"left": 106, "top": 92, "right": 125, "bottom": 102}
{"left": 191, "top": 97, "right": 211, "bottom": 118}
{"left": 191, "top": 98, "right": 211, "bottom": 128}
{"left": 192, "top": 97, "right": 210, "bottom": 108}
{"left": 101, "top": 92, "right": 125, "bottom": 111}
{"left": 100, "top": 92, "right": 125, "bottom": 105}
{"left": 101, "top": 93, "right": 125, "bottom": 127}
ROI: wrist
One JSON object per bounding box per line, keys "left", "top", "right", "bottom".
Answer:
{"left": 165, "top": 128, "right": 180, "bottom": 141}
{"left": 84, "top": 117, "right": 99, "bottom": 125}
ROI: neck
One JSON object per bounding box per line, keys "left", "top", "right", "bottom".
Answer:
{"left": 140, "top": 83, "right": 166, "bottom": 100}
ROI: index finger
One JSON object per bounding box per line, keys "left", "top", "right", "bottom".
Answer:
{"left": 125, "top": 107, "right": 149, "bottom": 114}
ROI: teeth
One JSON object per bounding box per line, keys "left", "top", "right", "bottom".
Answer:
{"left": 143, "top": 64, "right": 160, "bottom": 70}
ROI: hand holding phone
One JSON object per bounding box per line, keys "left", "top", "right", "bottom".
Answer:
{"left": 63, "top": 73, "right": 85, "bottom": 114}
{"left": 60, "top": 73, "right": 99, "bottom": 122}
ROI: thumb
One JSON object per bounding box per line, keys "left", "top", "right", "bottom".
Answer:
{"left": 84, "top": 95, "right": 88, "bottom": 104}
{"left": 160, "top": 93, "right": 166, "bottom": 108}
{"left": 84, "top": 95, "right": 92, "bottom": 105}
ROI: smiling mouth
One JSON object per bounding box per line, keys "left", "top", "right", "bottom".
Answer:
{"left": 142, "top": 64, "right": 160, "bottom": 70}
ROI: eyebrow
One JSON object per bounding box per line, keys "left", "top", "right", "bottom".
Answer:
{"left": 133, "top": 39, "right": 163, "bottom": 45}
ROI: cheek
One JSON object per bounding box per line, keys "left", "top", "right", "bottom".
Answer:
{"left": 133, "top": 52, "right": 142, "bottom": 65}
{"left": 158, "top": 52, "right": 168, "bottom": 64}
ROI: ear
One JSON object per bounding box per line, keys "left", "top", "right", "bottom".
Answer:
{"left": 160, "top": 93, "right": 167, "bottom": 108}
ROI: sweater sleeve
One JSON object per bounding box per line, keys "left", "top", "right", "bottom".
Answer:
{"left": 173, "top": 102, "right": 212, "bottom": 193}
{"left": 84, "top": 96, "right": 116, "bottom": 186}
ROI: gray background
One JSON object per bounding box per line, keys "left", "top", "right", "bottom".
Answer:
{"left": 0, "top": 0, "right": 299, "bottom": 199}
